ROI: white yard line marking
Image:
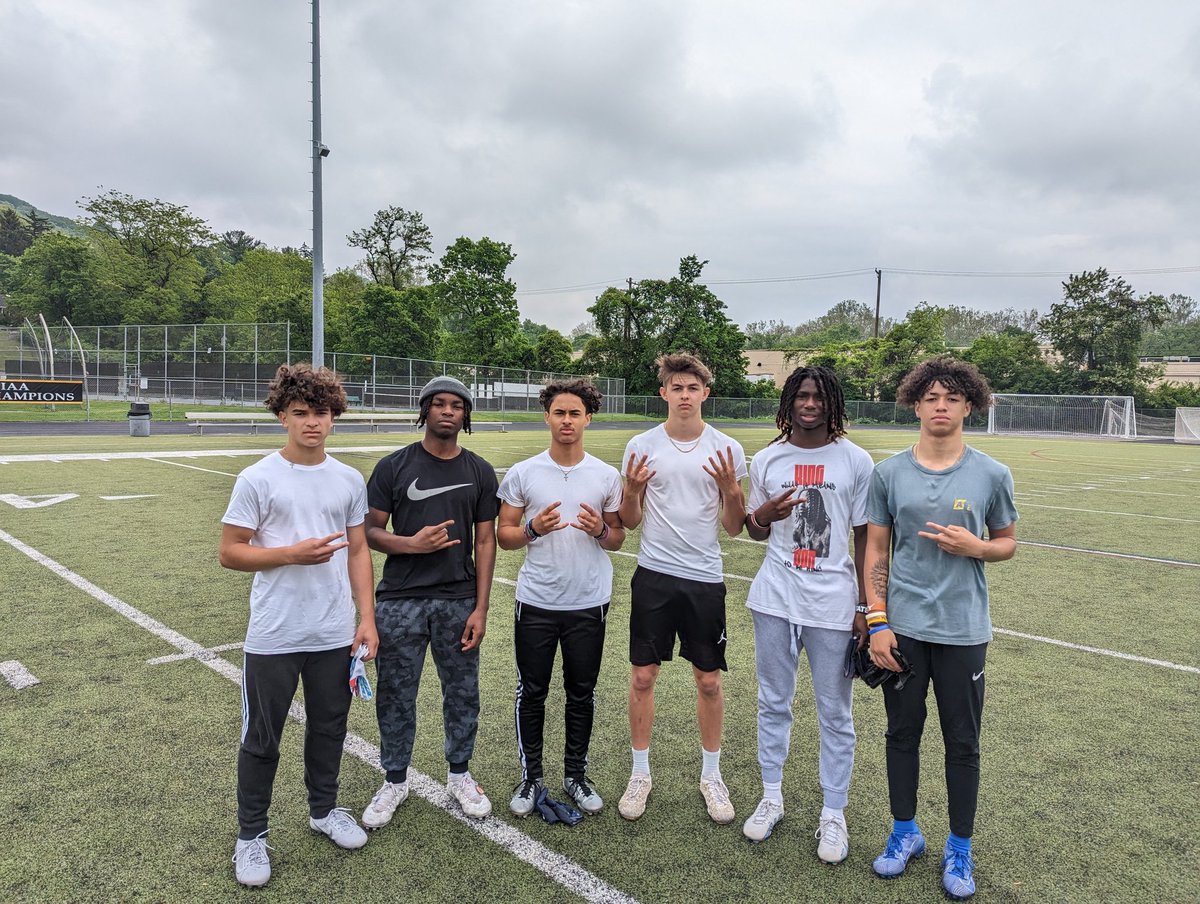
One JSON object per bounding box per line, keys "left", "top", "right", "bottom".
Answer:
{"left": 147, "top": 642, "right": 245, "bottom": 665}
{"left": 1017, "top": 503, "right": 1200, "bottom": 523}
{"left": 1016, "top": 541, "right": 1199, "bottom": 568}
{"left": 992, "top": 628, "right": 1200, "bottom": 674}
{"left": 1, "top": 660, "right": 41, "bottom": 689}
{"left": 0, "top": 493, "right": 79, "bottom": 509}
{"left": 101, "top": 494, "right": 161, "bottom": 501}
{"left": 148, "top": 458, "right": 240, "bottom": 478}
{"left": 0, "top": 527, "right": 639, "bottom": 904}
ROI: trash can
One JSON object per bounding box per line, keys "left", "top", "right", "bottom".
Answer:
{"left": 128, "top": 402, "right": 151, "bottom": 437}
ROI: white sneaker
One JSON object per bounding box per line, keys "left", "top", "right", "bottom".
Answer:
{"left": 309, "top": 807, "right": 368, "bottom": 850}
{"left": 700, "top": 774, "right": 735, "bottom": 824}
{"left": 363, "top": 780, "right": 409, "bottom": 829}
{"left": 448, "top": 771, "right": 492, "bottom": 819}
{"left": 815, "top": 812, "right": 850, "bottom": 864}
{"left": 618, "top": 773, "right": 652, "bottom": 821}
{"left": 742, "top": 798, "right": 784, "bottom": 842}
{"left": 232, "top": 832, "right": 272, "bottom": 887}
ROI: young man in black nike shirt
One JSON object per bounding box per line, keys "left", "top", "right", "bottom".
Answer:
{"left": 360, "top": 376, "right": 500, "bottom": 826}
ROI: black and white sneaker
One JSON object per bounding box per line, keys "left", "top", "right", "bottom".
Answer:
{"left": 509, "top": 777, "right": 543, "bottom": 817}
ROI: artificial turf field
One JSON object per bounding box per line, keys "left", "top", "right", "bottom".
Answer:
{"left": 0, "top": 423, "right": 1196, "bottom": 904}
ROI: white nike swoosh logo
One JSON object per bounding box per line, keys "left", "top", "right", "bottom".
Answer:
{"left": 972, "top": 671, "right": 984, "bottom": 681}
{"left": 406, "top": 480, "right": 472, "bottom": 501}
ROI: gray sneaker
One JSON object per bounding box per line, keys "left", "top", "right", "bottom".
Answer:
{"left": 509, "top": 777, "right": 543, "bottom": 817}
{"left": 563, "top": 776, "right": 604, "bottom": 815}
{"left": 309, "top": 808, "right": 368, "bottom": 850}
{"left": 232, "top": 832, "right": 272, "bottom": 887}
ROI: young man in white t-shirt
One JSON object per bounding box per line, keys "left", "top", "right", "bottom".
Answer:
{"left": 617, "top": 352, "right": 748, "bottom": 824}
{"left": 219, "top": 364, "right": 379, "bottom": 888}
{"left": 497, "top": 379, "right": 626, "bottom": 817}
{"left": 740, "top": 366, "right": 873, "bottom": 864}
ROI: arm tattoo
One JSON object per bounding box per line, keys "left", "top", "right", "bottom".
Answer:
{"left": 870, "top": 559, "right": 890, "bottom": 603}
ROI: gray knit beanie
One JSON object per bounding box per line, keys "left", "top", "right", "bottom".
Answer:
{"left": 418, "top": 376, "right": 474, "bottom": 408}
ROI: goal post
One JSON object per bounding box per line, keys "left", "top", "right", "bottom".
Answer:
{"left": 1175, "top": 407, "right": 1200, "bottom": 444}
{"left": 987, "top": 394, "right": 1137, "bottom": 438}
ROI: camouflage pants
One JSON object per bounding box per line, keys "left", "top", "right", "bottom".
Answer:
{"left": 374, "top": 596, "right": 480, "bottom": 773}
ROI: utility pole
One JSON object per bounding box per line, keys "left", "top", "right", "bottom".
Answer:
{"left": 311, "top": 0, "right": 328, "bottom": 367}
{"left": 873, "top": 268, "right": 882, "bottom": 338}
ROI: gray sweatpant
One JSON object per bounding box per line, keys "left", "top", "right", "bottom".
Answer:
{"left": 753, "top": 609, "right": 856, "bottom": 809}
{"left": 375, "top": 596, "right": 480, "bottom": 774}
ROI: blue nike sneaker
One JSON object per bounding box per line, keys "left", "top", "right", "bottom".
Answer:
{"left": 941, "top": 846, "right": 976, "bottom": 899}
{"left": 872, "top": 829, "right": 926, "bottom": 878}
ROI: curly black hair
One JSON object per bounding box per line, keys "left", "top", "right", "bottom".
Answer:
{"left": 264, "top": 363, "right": 347, "bottom": 416}
{"left": 417, "top": 397, "right": 472, "bottom": 434}
{"left": 774, "top": 365, "right": 847, "bottom": 443}
{"left": 539, "top": 378, "right": 603, "bottom": 414}
{"left": 897, "top": 356, "right": 993, "bottom": 409}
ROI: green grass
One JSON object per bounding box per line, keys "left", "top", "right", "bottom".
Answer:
{"left": 0, "top": 428, "right": 1197, "bottom": 903}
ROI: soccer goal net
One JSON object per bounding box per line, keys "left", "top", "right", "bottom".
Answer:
{"left": 987, "top": 394, "right": 1137, "bottom": 438}
{"left": 1175, "top": 407, "right": 1200, "bottom": 444}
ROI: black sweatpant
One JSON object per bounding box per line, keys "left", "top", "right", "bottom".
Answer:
{"left": 513, "top": 601, "right": 608, "bottom": 782}
{"left": 237, "top": 646, "right": 352, "bottom": 839}
{"left": 881, "top": 634, "right": 987, "bottom": 838}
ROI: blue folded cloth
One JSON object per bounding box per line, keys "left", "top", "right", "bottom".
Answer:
{"left": 534, "top": 786, "right": 582, "bottom": 826}
{"left": 349, "top": 644, "right": 373, "bottom": 701}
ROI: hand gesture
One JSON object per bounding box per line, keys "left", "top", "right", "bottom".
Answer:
{"left": 755, "top": 487, "right": 799, "bottom": 526}
{"left": 530, "top": 501, "right": 569, "bottom": 536}
{"left": 571, "top": 502, "right": 605, "bottom": 538}
{"left": 460, "top": 608, "right": 487, "bottom": 651}
{"left": 410, "top": 520, "right": 460, "bottom": 554}
{"left": 352, "top": 620, "right": 380, "bottom": 660}
{"left": 288, "top": 532, "right": 349, "bottom": 565}
{"left": 624, "top": 453, "right": 656, "bottom": 494}
{"left": 702, "top": 446, "right": 741, "bottom": 494}
{"left": 917, "top": 522, "right": 981, "bottom": 558}
{"left": 869, "top": 626, "right": 903, "bottom": 672}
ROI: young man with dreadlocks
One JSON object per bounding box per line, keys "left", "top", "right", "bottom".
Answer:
{"left": 220, "top": 364, "right": 378, "bottom": 887}
{"left": 740, "top": 365, "right": 873, "bottom": 861}
{"left": 497, "top": 379, "right": 626, "bottom": 817}
{"left": 865, "top": 356, "right": 1017, "bottom": 900}
{"left": 360, "top": 376, "right": 499, "bottom": 827}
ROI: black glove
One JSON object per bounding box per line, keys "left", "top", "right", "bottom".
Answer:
{"left": 850, "top": 641, "right": 914, "bottom": 691}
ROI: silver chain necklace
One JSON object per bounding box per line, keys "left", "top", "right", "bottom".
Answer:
{"left": 552, "top": 457, "right": 584, "bottom": 480}
{"left": 666, "top": 433, "right": 702, "bottom": 454}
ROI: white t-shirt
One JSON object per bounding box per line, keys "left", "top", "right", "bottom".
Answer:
{"left": 222, "top": 451, "right": 368, "bottom": 654}
{"left": 622, "top": 423, "right": 747, "bottom": 583}
{"left": 746, "top": 437, "right": 874, "bottom": 629}
{"left": 497, "top": 451, "right": 622, "bottom": 610}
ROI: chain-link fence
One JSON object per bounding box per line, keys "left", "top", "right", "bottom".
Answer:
{"left": 1, "top": 324, "right": 625, "bottom": 413}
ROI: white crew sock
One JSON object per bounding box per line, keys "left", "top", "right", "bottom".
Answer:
{"left": 763, "top": 781, "right": 783, "bottom": 805}
{"left": 820, "top": 805, "right": 844, "bottom": 823}
{"left": 701, "top": 747, "right": 721, "bottom": 779}
{"left": 631, "top": 747, "right": 650, "bottom": 776}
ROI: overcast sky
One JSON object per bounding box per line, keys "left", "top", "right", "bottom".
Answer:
{"left": 2, "top": 0, "right": 1198, "bottom": 334}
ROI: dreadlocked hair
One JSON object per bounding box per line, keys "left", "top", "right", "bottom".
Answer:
{"left": 417, "top": 396, "right": 472, "bottom": 434}
{"left": 264, "top": 363, "right": 347, "bottom": 416}
{"left": 896, "top": 356, "right": 992, "bottom": 410}
{"left": 774, "top": 365, "right": 847, "bottom": 443}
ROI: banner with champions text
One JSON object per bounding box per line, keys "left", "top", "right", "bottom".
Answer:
{"left": 0, "top": 379, "right": 85, "bottom": 404}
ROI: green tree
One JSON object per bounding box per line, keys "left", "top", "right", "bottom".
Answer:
{"left": 6, "top": 232, "right": 115, "bottom": 324}
{"left": 78, "top": 189, "right": 215, "bottom": 323}
{"left": 341, "top": 283, "right": 443, "bottom": 360}
{"left": 961, "top": 327, "right": 1059, "bottom": 393}
{"left": 348, "top": 206, "right": 433, "bottom": 289}
{"left": 429, "top": 236, "right": 524, "bottom": 366}
{"left": 532, "top": 329, "right": 573, "bottom": 373}
{"left": 1041, "top": 269, "right": 1168, "bottom": 395}
{"left": 1140, "top": 294, "right": 1199, "bottom": 356}
{"left": 0, "top": 208, "right": 32, "bottom": 256}
{"left": 218, "top": 230, "right": 264, "bottom": 265}
{"left": 205, "top": 248, "right": 311, "bottom": 323}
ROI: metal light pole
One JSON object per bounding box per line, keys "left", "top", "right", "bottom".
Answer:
{"left": 311, "top": 0, "right": 328, "bottom": 367}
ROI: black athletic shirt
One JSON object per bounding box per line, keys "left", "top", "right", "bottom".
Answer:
{"left": 367, "top": 443, "right": 499, "bottom": 601}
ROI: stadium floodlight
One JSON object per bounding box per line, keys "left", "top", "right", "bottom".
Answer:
{"left": 1175, "top": 407, "right": 1200, "bottom": 444}
{"left": 987, "top": 393, "right": 1137, "bottom": 438}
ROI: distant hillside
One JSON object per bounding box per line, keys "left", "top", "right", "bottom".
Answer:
{"left": 0, "top": 194, "right": 87, "bottom": 237}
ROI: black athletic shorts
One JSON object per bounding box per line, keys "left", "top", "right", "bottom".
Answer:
{"left": 629, "top": 565, "right": 727, "bottom": 672}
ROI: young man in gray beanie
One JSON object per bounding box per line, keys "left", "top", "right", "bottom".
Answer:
{"left": 360, "top": 376, "right": 500, "bottom": 825}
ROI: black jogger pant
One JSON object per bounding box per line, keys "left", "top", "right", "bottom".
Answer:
{"left": 513, "top": 601, "right": 608, "bottom": 782}
{"left": 237, "top": 646, "right": 352, "bottom": 839}
{"left": 881, "top": 634, "right": 987, "bottom": 838}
